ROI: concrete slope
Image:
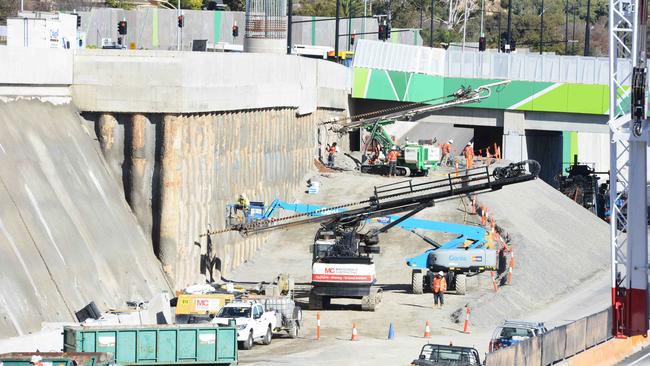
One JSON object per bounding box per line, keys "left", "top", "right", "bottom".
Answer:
{"left": 469, "top": 177, "right": 610, "bottom": 327}
{"left": 0, "top": 100, "right": 170, "bottom": 338}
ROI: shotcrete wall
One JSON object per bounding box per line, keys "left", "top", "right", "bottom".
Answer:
{"left": 0, "top": 100, "right": 171, "bottom": 338}
{"left": 85, "top": 108, "right": 345, "bottom": 289}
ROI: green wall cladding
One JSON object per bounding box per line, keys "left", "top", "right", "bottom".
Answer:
{"left": 353, "top": 67, "right": 611, "bottom": 115}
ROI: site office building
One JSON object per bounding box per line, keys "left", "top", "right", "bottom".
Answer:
{"left": 7, "top": 12, "right": 83, "bottom": 49}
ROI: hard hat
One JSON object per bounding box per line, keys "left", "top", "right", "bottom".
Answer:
{"left": 438, "top": 271, "right": 444, "bottom": 276}
{"left": 449, "top": 139, "right": 454, "bottom": 144}
{"left": 392, "top": 146, "right": 397, "bottom": 150}
{"left": 467, "top": 142, "right": 472, "bottom": 146}
{"left": 31, "top": 356, "right": 43, "bottom": 364}
{"left": 239, "top": 193, "right": 247, "bottom": 199}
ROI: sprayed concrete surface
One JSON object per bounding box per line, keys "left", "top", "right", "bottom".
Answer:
{"left": 228, "top": 165, "right": 609, "bottom": 365}
{"left": 84, "top": 109, "right": 346, "bottom": 289}
{"left": 0, "top": 100, "right": 170, "bottom": 338}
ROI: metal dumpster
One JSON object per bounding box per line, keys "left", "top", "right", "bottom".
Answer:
{"left": 63, "top": 324, "right": 237, "bottom": 365}
{"left": 0, "top": 352, "right": 114, "bottom": 366}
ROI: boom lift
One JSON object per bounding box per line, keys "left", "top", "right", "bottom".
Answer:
{"left": 323, "top": 80, "right": 510, "bottom": 177}
{"left": 206, "top": 160, "right": 540, "bottom": 311}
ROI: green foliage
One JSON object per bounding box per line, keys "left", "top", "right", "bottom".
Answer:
{"left": 180, "top": 0, "right": 203, "bottom": 9}
{"left": 105, "top": 0, "right": 134, "bottom": 10}
{"left": 220, "top": 0, "right": 245, "bottom": 11}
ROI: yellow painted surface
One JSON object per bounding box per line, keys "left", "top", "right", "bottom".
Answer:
{"left": 175, "top": 294, "right": 234, "bottom": 315}
{"left": 562, "top": 335, "right": 650, "bottom": 366}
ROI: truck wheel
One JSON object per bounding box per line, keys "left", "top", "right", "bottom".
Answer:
{"left": 288, "top": 321, "right": 299, "bottom": 339}
{"left": 242, "top": 331, "right": 254, "bottom": 350}
{"left": 322, "top": 296, "right": 331, "bottom": 308}
{"left": 455, "top": 274, "right": 467, "bottom": 295}
{"left": 412, "top": 270, "right": 424, "bottom": 294}
{"left": 309, "top": 292, "right": 322, "bottom": 310}
{"left": 262, "top": 326, "right": 272, "bottom": 345}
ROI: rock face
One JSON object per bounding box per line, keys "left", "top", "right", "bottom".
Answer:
{"left": 85, "top": 108, "right": 347, "bottom": 289}
{"left": 0, "top": 100, "right": 170, "bottom": 338}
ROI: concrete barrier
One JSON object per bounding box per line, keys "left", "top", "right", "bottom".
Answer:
{"left": 484, "top": 346, "right": 517, "bottom": 365}
{"left": 564, "top": 317, "right": 587, "bottom": 356}
{"left": 586, "top": 308, "right": 610, "bottom": 347}
{"left": 559, "top": 335, "right": 650, "bottom": 366}
{"left": 486, "top": 308, "right": 615, "bottom": 365}
{"left": 541, "top": 326, "right": 568, "bottom": 365}
{"left": 514, "top": 335, "right": 542, "bottom": 366}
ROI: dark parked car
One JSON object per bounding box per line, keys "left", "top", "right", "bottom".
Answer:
{"left": 411, "top": 343, "right": 482, "bottom": 366}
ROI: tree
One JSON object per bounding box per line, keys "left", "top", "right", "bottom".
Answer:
{"left": 0, "top": 0, "right": 19, "bottom": 21}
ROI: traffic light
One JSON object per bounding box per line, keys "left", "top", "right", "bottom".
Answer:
{"left": 510, "top": 39, "right": 516, "bottom": 52}
{"left": 351, "top": 34, "right": 355, "bottom": 45}
{"left": 478, "top": 36, "right": 486, "bottom": 51}
{"left": 232, "top": 24, "right": 239, "bottom": 37}
{"left": 378, "top": 24, "right": 386, "bottom": 41}
{"left": 73, "top": 13, "right": 81, "bottom": 28}
{"left": 178, "top": 15, "right": 184, "bottom": 28}
{"left": 117, "top": 20, "right": 127, "bottom": 35}
{"left": 385, "top": 24, "right": 391, "bottom": 40}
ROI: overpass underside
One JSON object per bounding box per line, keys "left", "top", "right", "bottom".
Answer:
{"left": 350, "top": 98, "right": 610, "bottom": 187}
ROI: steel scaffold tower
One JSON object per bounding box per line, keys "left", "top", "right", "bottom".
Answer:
{"left": 609, "top": 0, "right": 649, "bottom": 337}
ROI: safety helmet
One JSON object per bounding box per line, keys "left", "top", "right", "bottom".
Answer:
{"left": 392, "top": 146, "right": 397, "bottom": 150}
{"left": 438, "top": 271, "right": 444, "bottom": 276}
{"left": 449, "top": 139, "right": 454, "bottom": 144}
{"left": 31, "top": 356, "right": 43, "bottom": 364}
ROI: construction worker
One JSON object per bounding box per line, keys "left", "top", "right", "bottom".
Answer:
{"left": 326, "top": 142, "right": 338, "bottom": 168}
{"left": 432, "top": 271, "right": 447, "bottom": 309}
{"left": 441, "top": 139, "right": 453, "bottom": 167}
{"left": 236, "top": 193, "right": 250, "bottom": 222}
{"left": 463, "top": 142, "right": 475, "bottom": 169}
{"left": 387, "top": 146, "right": 400, "bottom": 177}
{"left": 30, "top": 356, "right": 44, "bottom": 366}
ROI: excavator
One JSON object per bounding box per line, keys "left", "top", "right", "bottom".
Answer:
{"left": 322, "top": 80, "right": 510, "bottom": 177}
{"left": 210, "top": 160, "right": 540, "bottom": 311}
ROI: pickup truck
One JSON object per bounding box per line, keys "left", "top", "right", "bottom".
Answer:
{"left": 488, "top": 320, "right": 547, "bottom": 352}
{"left": 212, "top": 300, "right": 277, "bottom": 350}
{"left": 411, "top": 343, "right": 482, "bottom": 366}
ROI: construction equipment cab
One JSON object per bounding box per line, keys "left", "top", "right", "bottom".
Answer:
{"left": 411, "top": 343, "right": 482, "bottom": 366}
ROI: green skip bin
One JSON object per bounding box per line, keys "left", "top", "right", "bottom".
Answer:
{"left": 63, "top": 324, "right": 238, "bottom": 366}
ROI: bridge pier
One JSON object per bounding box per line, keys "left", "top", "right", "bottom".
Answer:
{"left": 502, "top": 111, "right": 528, "bottom": 162}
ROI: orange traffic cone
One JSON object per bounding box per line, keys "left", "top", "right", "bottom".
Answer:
{"left": 316, "top": 311, "right": 321, "bottom": 340}
{"left": 463, "top": 306, "right": 471, "bottom": 333}
{"left": 424, "top": 320, "right": 431, "bottom": 338}
{"left": 491, "top": 271, "right": 498, "bottom": 292}
{"left": 351, "top": 323, "right": 359, "bottom": 341}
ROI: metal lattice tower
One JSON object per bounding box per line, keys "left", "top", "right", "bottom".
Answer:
{"left": 608, "top": 0, "right": 649, "bottom": 337}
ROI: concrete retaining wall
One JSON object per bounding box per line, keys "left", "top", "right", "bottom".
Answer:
{"left": 0, "top": 100, "right": 171, "bottom": 338}
{"left": 85, "top": 108, "right": 346, "bottom": 288}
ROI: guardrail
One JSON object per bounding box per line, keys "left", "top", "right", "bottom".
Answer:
{"left": 485, "top": 308, "right": 612, "bottom": 365}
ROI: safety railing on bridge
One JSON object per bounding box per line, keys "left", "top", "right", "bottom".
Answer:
{"left": 353, "top": 39, "right": 633, "bottom": 86}
{"left": 484, "top": 308, "right": 612, "bottom": 365}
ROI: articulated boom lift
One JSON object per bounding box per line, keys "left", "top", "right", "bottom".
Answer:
{"left": 208, "top": 161, "right": 540, "bottom": 311}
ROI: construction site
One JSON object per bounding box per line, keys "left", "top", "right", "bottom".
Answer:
{"left": 0, "top": 0, "right": 649, "bottom": 364}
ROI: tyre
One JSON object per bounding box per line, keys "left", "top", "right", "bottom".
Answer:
{"left": 412, "top": 270, "right": 424, "bottom": 294}
{"left": 241, "top": 331, "right": 254, "bottom": 350}
{"left": 455, "top": 274, "right": 467, "bottom": 295}
{"left": 322, "top": 296, "right": 331, "bottom": 308}
{"left": 288, "top": 321, "right": 299, "bottom": 339}
{"left": 445, "top": 272, "right": 456, "bottom": 291}
{"left": 262, "top": 326, "right": 272, "bottom": 345}
{"left": 309, "top": 292, "right": 322, "bottom": 310}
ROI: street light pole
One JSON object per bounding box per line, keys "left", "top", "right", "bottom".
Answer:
{"left": 335, "top": 0, "right": 340, "bottom": 61}
{"left": 564, "top": 0, "right": 568, "bottom": 54}
{"left": 429, "top": 0, "right": 434, "bottom": 47}
{"left": 539, "top": 0, "right": 544, "bottom": 55}
{"left": 461, "top": 0, "right": 469, "bottom": 51}
{"left": 177, "top": 0, "right": 180, "bottom": 51}
{"left": 479, "top": 0, "right": 485, "bottom": 37}
{"left": 506, "top": 0, "right": 513, "bottom": 52}
{"left": 584, "top": 0, "right": 591, "bottom": 55}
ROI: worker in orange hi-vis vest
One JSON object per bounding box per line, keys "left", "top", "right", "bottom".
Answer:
{"left": 432, "top": 271, "right": 448, "bottom": 309}
{"left": 387, "top": 146, "right": 401, "bottom": 177}
{"left": 463, "top": 142, "right": 475, "bottom": 169}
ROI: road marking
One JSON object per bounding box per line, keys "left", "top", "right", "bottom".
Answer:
{"left": 627, "top": 350, "right": 650, "bottom": 365}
